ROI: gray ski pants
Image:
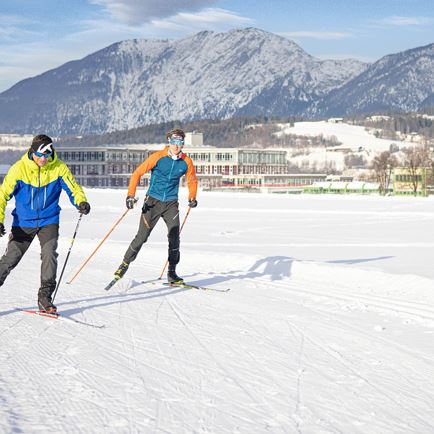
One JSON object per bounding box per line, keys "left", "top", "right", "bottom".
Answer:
{"left": 0, "top": 224, "right": 59, "bottom": 296}
{"left": 123, "top": 197, "right": 180, "bottom": 266}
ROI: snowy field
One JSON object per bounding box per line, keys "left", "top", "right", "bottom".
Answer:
{"left": 279, "top": 121, "right": 415, "bottom": 152}
{"left": 1, "top": 188, "right": 434, "bottom": 433}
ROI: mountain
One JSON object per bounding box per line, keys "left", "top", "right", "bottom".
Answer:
{"left": 310, "top": 43, "right": 434, "bottom": 117}
{"left": 0, "top": 28, "right": 366, "bottom": 136}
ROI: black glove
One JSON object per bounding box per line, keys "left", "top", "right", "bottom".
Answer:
{"left": 126, "top": 196, "right": 136, "bottom": 209}
{"left": 188, "top": 199, "right": 198, "bottom": 208}
{"left": 78, "top": 202, "right": 91, "bottom": 215}
{"left": 0, "top": 223, "right": 5, "bottom": 237}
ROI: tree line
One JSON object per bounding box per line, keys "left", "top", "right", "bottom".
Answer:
{"left": 349, "top": 111, "right": 434, "bottom": 140}
{"left": 57, "top": 116, "right": 294, "bottom": 148}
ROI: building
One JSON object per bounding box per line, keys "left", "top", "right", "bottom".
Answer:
{"left": 304, "top": 181, "right": 380, "bottom": 194}
{"left": 366, "top": 115, "right": 391, "bottom": 122}
{"left": 393, "top": 167, "right": 428, "bottom": 196}
{"left": 56, "top": 147, "right": 152, "bottom": 188}
{"left": 57, "top": 144, "right": 324, "bottom": 192}
{"left": 220, "top": 173, "right": 327, "bottom": 193}
{"left": 185, "top": 132, "right": 203, "bottom": 147}
{"left": 0, "top": 134, "right": 34, "bottom": 149}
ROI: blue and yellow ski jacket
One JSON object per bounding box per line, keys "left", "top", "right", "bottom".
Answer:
{"left": 0, "top": 150, "right": 87, "bottom": 228}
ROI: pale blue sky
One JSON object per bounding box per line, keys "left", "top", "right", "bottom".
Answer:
{"left": 0, "top": 0, "right": 433, "bottom": 92}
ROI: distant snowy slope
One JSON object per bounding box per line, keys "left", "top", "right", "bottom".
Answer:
{"left": 1, "top": 191, "right": 434, "bottom": 432}
{"left": 278, "top": 121, "right": 416, "bottom": 151}
{"left": 276, "top": 120, "right": 419, "bottom": 171}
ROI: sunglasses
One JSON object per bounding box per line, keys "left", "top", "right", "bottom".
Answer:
{"left": 35, "top": 151, "right": 52, "bottom": 158}
{"left": 168, "top": 138, "right": 184, "bottom": 146}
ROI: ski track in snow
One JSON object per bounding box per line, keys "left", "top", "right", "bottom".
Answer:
{"left": 1, "top": 190, "right": 434, "bottom": 433}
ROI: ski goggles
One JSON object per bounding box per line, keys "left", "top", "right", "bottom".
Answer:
{"left": 34, "top": 151, "right": 53, "bottom": 158}
{"left": 168, "top": 137, "right": 184, "bottom": 146}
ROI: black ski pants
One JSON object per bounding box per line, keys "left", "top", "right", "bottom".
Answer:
{"left": 123, "top": 197, "right": 180, "bottom": 266}
{"left": 0, "top": 224, "right": 59, "bottom": 296}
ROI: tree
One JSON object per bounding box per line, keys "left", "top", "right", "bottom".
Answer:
{"left": 402, "top": 146, "right": 430, "bottom": 195}
{"left": 371, "top": 151, "right": 398, "bottom": 195}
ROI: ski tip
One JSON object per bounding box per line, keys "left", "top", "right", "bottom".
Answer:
{"left": 105, "top": 276, "right": 120, "bottom": 291}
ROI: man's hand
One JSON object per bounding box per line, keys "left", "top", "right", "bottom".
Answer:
{"left": 78, "top": 202, "right": 91, "bottom": 215}
{"left": 0, "top": 223, "right": 5, "bottom": 237}
{"left": 188, "top": 199, "right": 198, "bottom": 208}
{"left": 126, "top": 196, "right": 136, "bottom": 209}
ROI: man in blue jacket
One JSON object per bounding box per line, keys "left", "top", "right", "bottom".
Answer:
{"left": 0, "top": 134, "right": 91, "bottom": 313}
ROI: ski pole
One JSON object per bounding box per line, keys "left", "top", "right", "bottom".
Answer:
{"left": 158, "top": 205, "right": 192, "bottom": 280}
{"left": 66, "top": 207, "right": 132, "bottom": 284}
{"left": 52, "top": 213, "right": 83, "bottom": 303}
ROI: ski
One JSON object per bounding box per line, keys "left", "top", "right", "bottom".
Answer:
{"left": 107, "top": 277, "right": 231, "bottom": 293}
{"left": 21, "top": 309, "right": 105, "bottom": 328}
{"left": 163, "top": 282, "right": 231, "bottom": 292}
{"left": 22, "top": 309, "right": 59, "bottom": 319}
{"left": 105, "top": 276, "right": 120, "bottom": 291}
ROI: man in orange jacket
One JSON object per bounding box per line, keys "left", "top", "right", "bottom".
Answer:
{"left": 112, "top": 128, "right": 197, "bottom": 284}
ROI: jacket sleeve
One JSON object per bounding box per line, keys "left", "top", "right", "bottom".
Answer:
{"left": 59, "top": 163, "right": 87, "bottom": 208}
{"left": 127, "top": 151, "right": 163, "bottom": 197}
{"left": 0, "top": 164, "right": 20, "bottom": 224}
{"left": 185, "top": 157, "right": 198, "bottom": 200}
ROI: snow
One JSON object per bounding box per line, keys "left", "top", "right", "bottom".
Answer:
{"left": 276, "top": 121, "right": 419, "bottom": 171}
{"left": 1, "top": 188, "right": 434, "bottom": 433}
{"left": 279, "top": 121, "right": 416, "bottom": 152}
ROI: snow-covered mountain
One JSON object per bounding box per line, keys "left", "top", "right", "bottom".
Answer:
{"left": 310, "top": 43, "right": 434, "bottom": 117}
{"left": 0, "top": 28, "right": 366, "bottom": 136}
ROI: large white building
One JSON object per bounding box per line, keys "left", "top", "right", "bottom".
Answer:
{"left": 0, "top": 134, "right": 33, "bottom": 150}
{"left": 56, "top": 139, "right": 326, "bottom": 192}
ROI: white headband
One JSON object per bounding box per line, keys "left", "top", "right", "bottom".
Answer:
{"left": 35, "top": 143, "right": 53, "bottom": 154}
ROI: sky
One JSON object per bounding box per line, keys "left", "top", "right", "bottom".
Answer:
{"left": 0, "top": 0, "right": 433, "bottom": 93}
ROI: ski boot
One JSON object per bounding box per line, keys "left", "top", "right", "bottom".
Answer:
{"left": 114, "top": 261, "right": 129, "bottom": 279}
{"left": 38, "top": 292, "right": 57, "bottom": 314}
{"left": 167, "top": 266, "right": 184, "bottom": 285}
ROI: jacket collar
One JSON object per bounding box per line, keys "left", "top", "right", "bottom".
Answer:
{"left": 24, "top": 149, "right": 57, "bottom": 171}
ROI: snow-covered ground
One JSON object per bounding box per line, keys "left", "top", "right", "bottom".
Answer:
{"left": 1, "top": 188, "right": 434, "bottom": 433}
{"left": 279, "top": 121, "right": 415, "bottom": 152}
{"left": 277, "top": 121, "right": 419, "bottom": 172}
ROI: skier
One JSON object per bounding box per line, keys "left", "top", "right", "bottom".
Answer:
{"left": 112, "top": 128, "right": 197, "bottom": 284}
{"left": 0, "top": 135, "right": 90, "bottom": 313}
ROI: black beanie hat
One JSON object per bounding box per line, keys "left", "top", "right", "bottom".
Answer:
{"left": 31, "top": 134, "right": 53, "bottom": 154}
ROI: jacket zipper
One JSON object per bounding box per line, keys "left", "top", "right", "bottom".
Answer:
{"left": 163, "top": 160, "right": 175, "bottom": 201}
{"left": 36, "top": 168, "right": 41, "bottom": 227}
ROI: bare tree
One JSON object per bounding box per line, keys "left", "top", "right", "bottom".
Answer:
{"left": 371, "top": 151, "right": 398, "bottom": 195}
{"left": 402, "top": 146, "right": 430, "bottom": 195}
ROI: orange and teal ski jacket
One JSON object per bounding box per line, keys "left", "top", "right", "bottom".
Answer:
{"left": 127, "top": 146, "right": 197, "bottom": 202}
{"left": 0, "top": 150, "right": 87, "bottom": 228}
